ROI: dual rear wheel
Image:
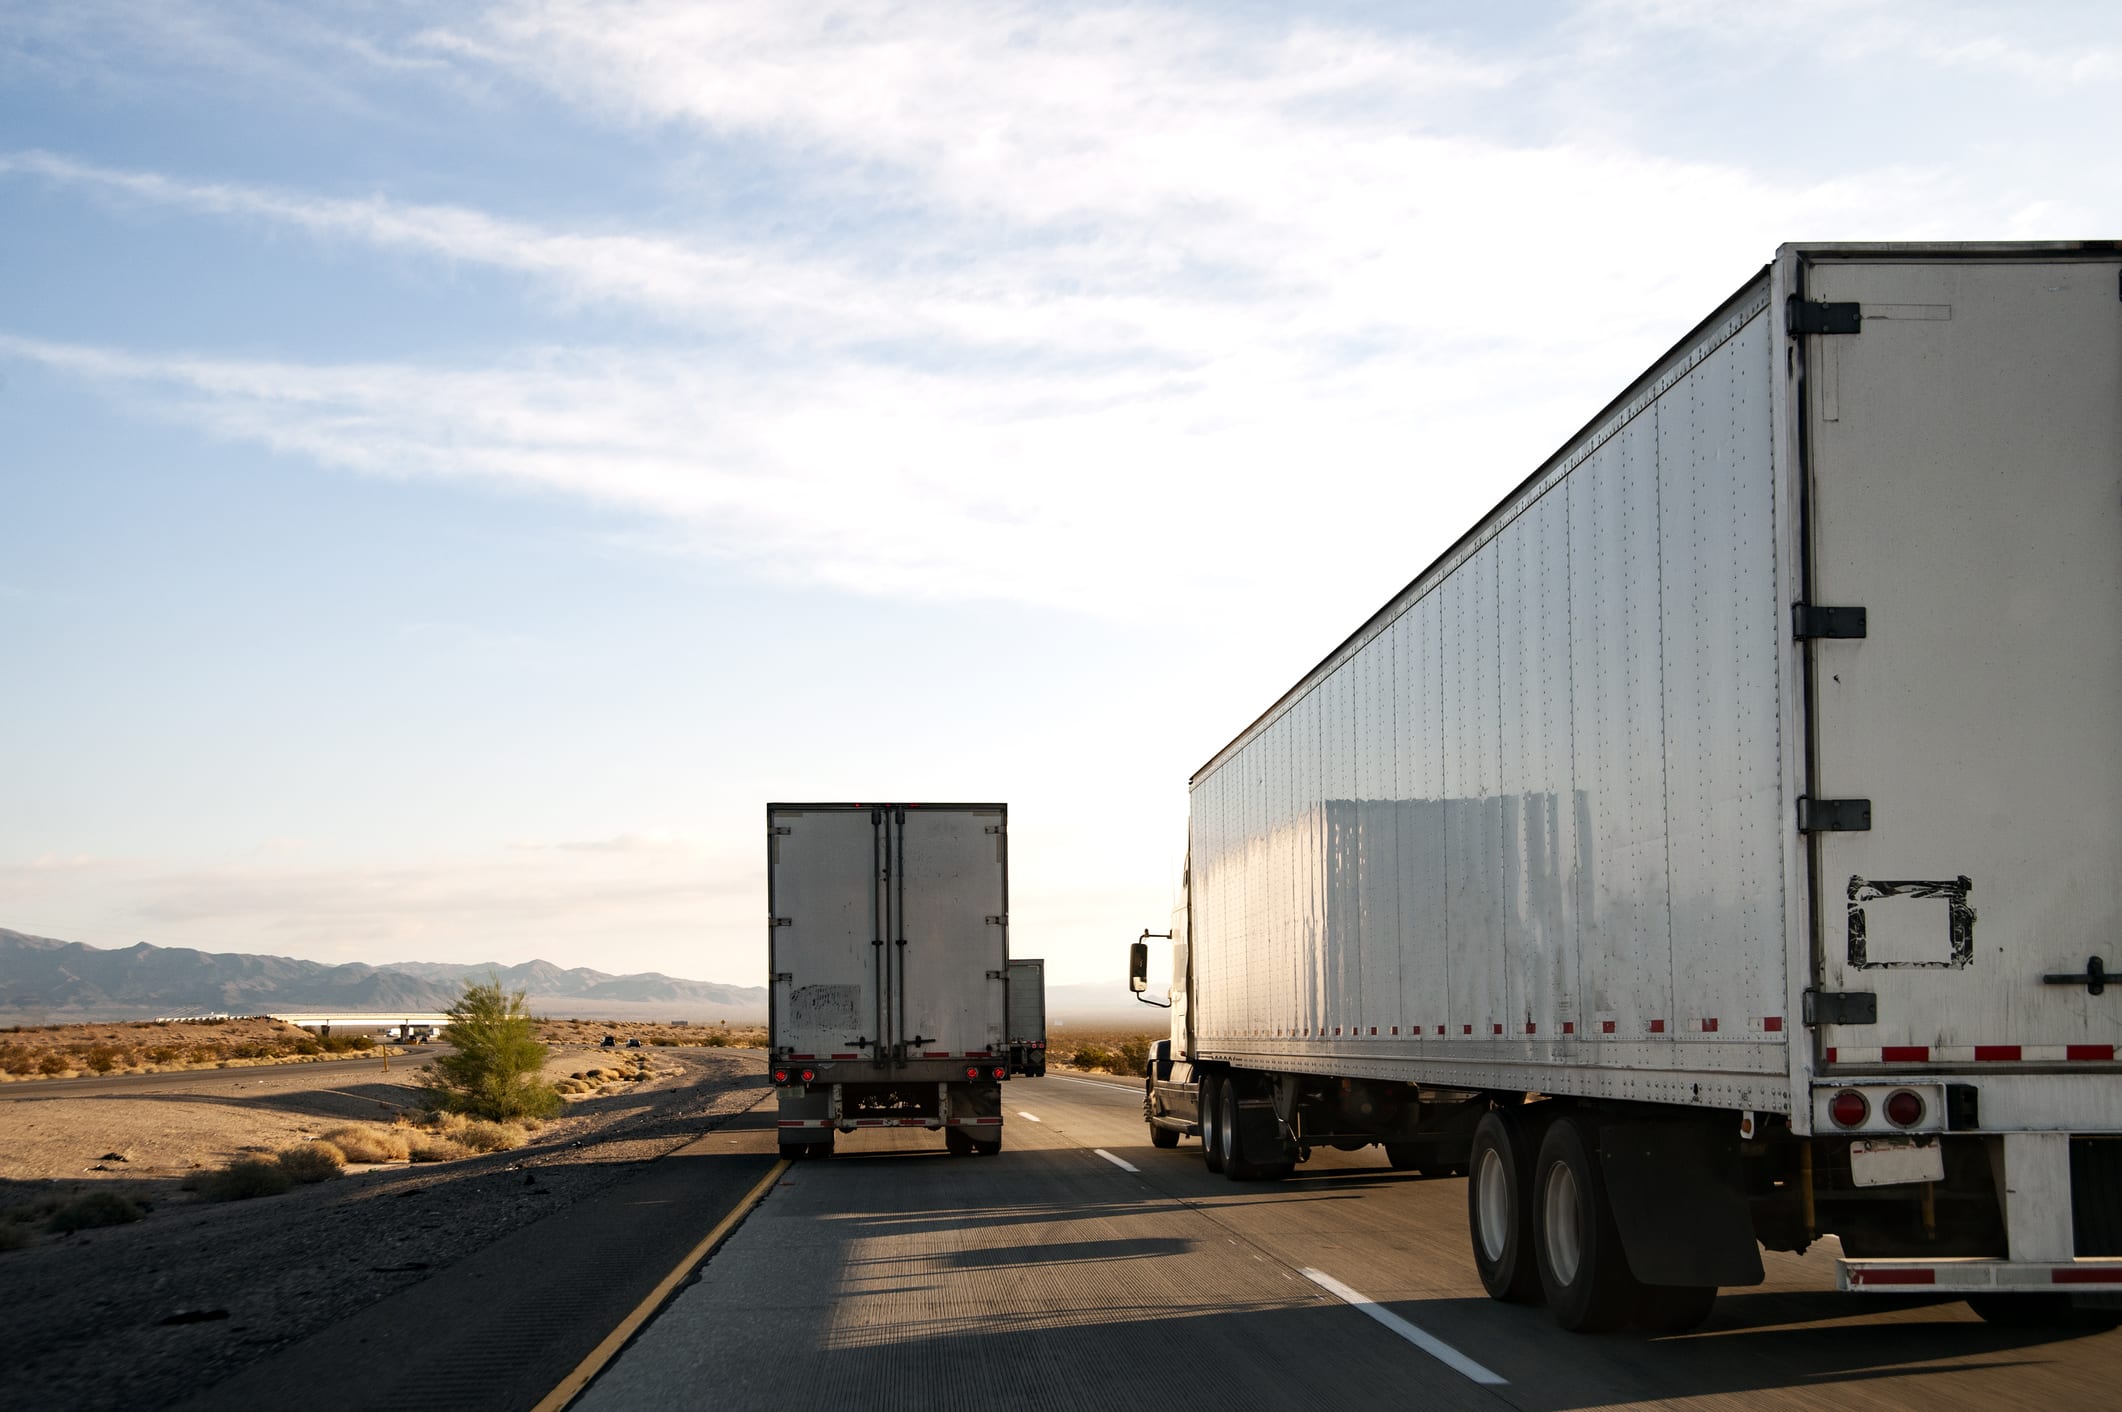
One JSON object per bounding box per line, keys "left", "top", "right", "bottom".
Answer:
{"left": 1469, "top": 1108, "right": 1716, "bottom": 1334}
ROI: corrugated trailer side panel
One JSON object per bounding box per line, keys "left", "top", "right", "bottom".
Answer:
{"left": 1191, "top": 281, "right": 1791, "bottom": 1109}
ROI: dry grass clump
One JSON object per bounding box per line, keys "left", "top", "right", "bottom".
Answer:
{"left": 454, "top": 1119, "right": 524, "bottom": 1153}
{"left": 319, "top": 1124, "right": 411, "bottom": 1163}
{"left": 404, "top": 1109, "right": 530, "bottom": 1154}
{"left": 44, "top": 1190, "right": 146, "bottom": 1233}
{"left": 407, "top": 1135, "right": 471, "bottom": 1163}
{"left": 276, "top": 1142, "right": 345, "bottom": 1184}
{"left": 201, "top": 1157, "right": 295, "bottom": 1202}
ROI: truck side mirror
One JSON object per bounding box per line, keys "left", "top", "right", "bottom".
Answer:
{"left": 1129, "top": 940, "right": 1149, "bottom": 993}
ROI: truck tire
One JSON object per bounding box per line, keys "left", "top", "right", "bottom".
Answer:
{"left": 1533, "top": 1114, "right": 1643, "bottom": 1332}
{"left": 1219, "top": 1079, "right": 1254, "bottom": 1179}
{"left": 1468, "top": 1110, "right": 1541, "bottom": 1303}
{"left": 1200, "top": 1074, "right": 1225, "bottom": 1174}
{"left": 1150, "top": 1122, "right": 1180, "bottom": 1149}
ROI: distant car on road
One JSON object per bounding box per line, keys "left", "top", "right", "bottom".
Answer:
{"left": 601, "top": 1034, "right": 617, "bottom": 1047}
{"left": 626, "top": 1038, "right": 643, "bottom": 1048}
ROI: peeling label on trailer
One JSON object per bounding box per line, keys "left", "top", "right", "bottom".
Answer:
{"left": 1847, "top": 876, "right": 1975, "bottom": 970}
{"left": 790, "top": 983, "right": 862, "bottom": 1034}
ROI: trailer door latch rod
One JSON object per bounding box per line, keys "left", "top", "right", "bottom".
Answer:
{"left": 2042, "top": 955, "right": 2108, "bottom": 996}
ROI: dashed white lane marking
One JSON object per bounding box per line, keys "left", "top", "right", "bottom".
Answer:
{"left": 1042, "top": 1075, "right": 1139, "bottom": 1097}
{"left": 1093, "top": 1149, "right": 1140, "bottom": 1173}
{"left": 1017, "top": 1112, "right": 1042, "bottom": 1121}
{"left": 1301, "top": 1268, "right": 1506, "bottom": 1387}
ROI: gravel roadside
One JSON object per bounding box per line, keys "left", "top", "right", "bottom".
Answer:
{"left": 0, "top": 1049, "right": 769, "bottom": 1412}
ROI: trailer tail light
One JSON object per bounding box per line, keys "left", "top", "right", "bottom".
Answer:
{"left": 966, "top": 1066, "right": 980, "bottom": 1080}
{"left": 1829, "top": 1089, "right": 1870, "bottom": 1128}
{"left": 1883, "top": 1089, "right": 1925, "bottom": 1128}
{"left": 991, "top": 1066, "right": 1007, "bottom": 1081}
{"left": 798, "top": 1067, "right": 817, "bottom": 1085}
{"left": 772, "top": 1068, "right": 791, "bottom": 1086}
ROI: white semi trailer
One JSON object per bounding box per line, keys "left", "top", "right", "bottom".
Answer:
{"left": 1130, "top": 242, "right": 2122, "bottom": 1332}
{"left": 769, "top": 802, "right": 1012, "bottom": 1157}
{"left": 1007, "top": 957, "right": 1048, "bottom": 1077}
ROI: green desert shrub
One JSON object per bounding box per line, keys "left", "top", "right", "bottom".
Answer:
{"left": 45, "top": 1191, "right": 145, "bottom": 1233}
{"left": 421, "top": 977, "right": 563, "bottom": 1121}
{"left": 277, "top": 1142, "right": 345, "bottom": 1184}
{"left": 202, "top": 1157, "right": 295, "bottom": 1202}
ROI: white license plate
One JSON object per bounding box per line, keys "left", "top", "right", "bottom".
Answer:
{"left": 1849, "top": 1137, "right": 1945, "bottom": 1188}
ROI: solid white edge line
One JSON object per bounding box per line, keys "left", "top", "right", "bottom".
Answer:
{"left": 1301, "top": 1268, "right": 1507, "bottom": 1387}
{"left": 1017, "top": 1112, "right": 1042, "bottom": 1121}
{"left": 1093, "top": 1148, "right": 1140, "bottom": 1173}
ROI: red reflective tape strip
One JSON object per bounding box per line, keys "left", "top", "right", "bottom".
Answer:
{"left": 2053, "top": 1267, "right": 2122, "bottom": 1284}
{"left": 924, "top": 1051, "right": 950, "bottom": 1058}
{"left": 1881, "top": 1046, "right": 1929, "bottom": 1063}
{"left": 1975, "top": 1045, "right": 2022, "bottom": 1061}
{"left": 1851, "top": 1268, "right": 1935, "bottom": 1286}
{"left": 1825, "top": 1047, "right": 1838, "bottom": 1062}
{"left": 1369, "top": 1027, "right": 1377, "bottom": 1036}
{"left": 1462, "top": 1025, "right": 1472, "bottom": 1035}
{"left": 2068, "top": 1045, "right": 2116, "bottom": 1061}
{"left": 1562, "top": 1022, "right": 1575, "bottom": 1034}
{"left": 1764, "top": 1016, "right": 1783, "bottom": 1032}
{"left": 1390, "top": 1026, "right": 1399, "bottom": 1035}
{"left": 789, "top": 1054, "right": 815, "bottom": 1060}
{"left": 1601, "top": 1020, "right": 1616, "bottom": 1034}
{"left": 1434, "top": 1025, "right": 1444, "bottom": 1035}
{"left": 1492, "top": 1023, "right": 1503, "bottom": 1035}
{"left": 1700, "top": 1018, "right": 1719, "bottom": 1033}
{"left": 1649, "top": 1020, "right": 1666, "bottom": 1034}
{"left": 1525, "top": 1023, "right": 1537, "bottom": 1034}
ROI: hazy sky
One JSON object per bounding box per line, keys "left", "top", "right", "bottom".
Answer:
{"left": 3, "top": 1, "right": 2118, "bottom": 987}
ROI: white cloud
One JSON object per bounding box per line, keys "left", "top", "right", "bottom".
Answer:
{"left": 2, "top": 2, "right": 2106, "bottom": 630}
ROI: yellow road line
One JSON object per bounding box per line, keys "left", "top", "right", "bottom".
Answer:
{"left": 531, "top": 1156, "right": 792, "bottom": 1412}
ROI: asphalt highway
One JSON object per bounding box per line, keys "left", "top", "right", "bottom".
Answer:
{"left": 0, "top": 1047, "right": 447, "bottom": 1102}
{"left": 576, "top": 1072, "right": 2122, "bottom": 1412}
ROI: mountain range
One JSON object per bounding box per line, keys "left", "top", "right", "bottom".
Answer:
{"left": 0, "top": 928, "right": 766, "bottom": 1023}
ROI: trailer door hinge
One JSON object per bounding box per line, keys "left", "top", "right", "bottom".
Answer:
{"left": 1803, "top": 989, "right": 1878, "bottom": 1026}
{"left": 771, "top": 972, "right": 793, "bottom": 983}
{"left": 984, "top": 825, "right": 1004, "bottom": 834}
{"left": 771, "top": 916, "right": 793, "bottom": 927}
{"left": 987, "top": 969, "right": 1006, "bottom": 980}
{"left": 1793, "top": 604, "right": 1867, "bottom": 640}
{"left": 985, "top": 915, "right": 1006, "bottom": 925}
{"left": 1798, "top": 797, "right": 1871, "bottom": 832}
{"left": 1787, "top": 297, "right": 1862, "bottom": 336}
{"left": 770, "top": 826, "right": 791, "bottom": 835}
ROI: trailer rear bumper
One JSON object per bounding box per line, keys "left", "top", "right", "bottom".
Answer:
{"left": 1840, "top": 1258, "right": 2122, "bottom": 1293}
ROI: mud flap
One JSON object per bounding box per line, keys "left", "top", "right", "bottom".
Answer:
{"left": 1599, "top": 1120, "right": 1765, "bottom": 1287}
{"left": 1236, "top": 1081, "right": 1289, "bottom": 1165}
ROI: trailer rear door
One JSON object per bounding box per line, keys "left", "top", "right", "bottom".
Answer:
{"left": 1801, "top": 252, "right": 2122, "bottom": 1067}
